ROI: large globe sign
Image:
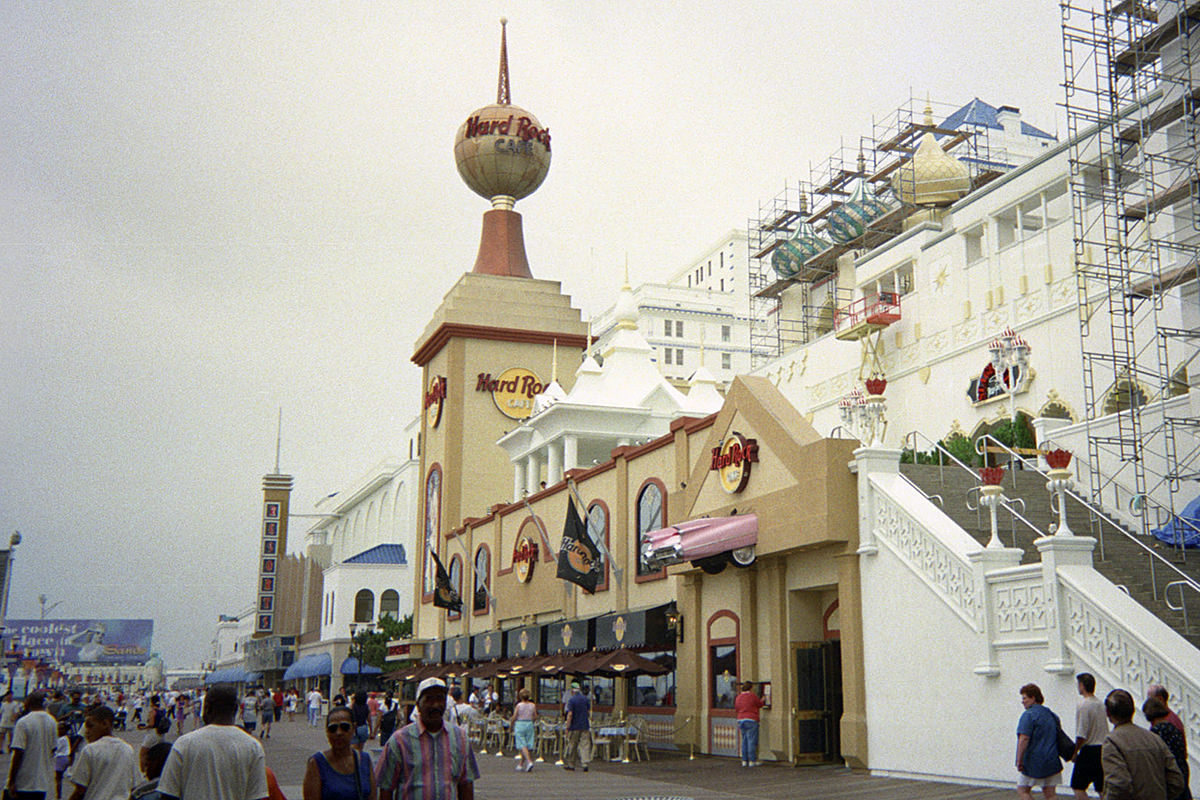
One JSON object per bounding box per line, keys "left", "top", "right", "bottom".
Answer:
{"left": 454, "top": 103, "right": 551, "bottom": 206}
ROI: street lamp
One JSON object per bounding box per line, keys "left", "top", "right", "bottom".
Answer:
{"left": 38, "top": 594, "right": 63, "bottom": 620}
{"left": 348, "top": 622, "right": 375, "bottom": 694}
{"left": 987, "top": 327, "right": 1031, "bottom": 433}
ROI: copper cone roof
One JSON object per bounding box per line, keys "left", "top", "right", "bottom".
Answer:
{"left": 472, "top": 208, "right": 532, "bottom": 278}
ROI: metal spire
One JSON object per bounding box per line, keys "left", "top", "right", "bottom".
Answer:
{"left": 552, "top": 338, "right": 558, "bottom": 382}
{"left": 274, "top": 407, "right": 283, "bottom": 473}
{"left": 497, "top": 18, "right": 511, "bottom": 105}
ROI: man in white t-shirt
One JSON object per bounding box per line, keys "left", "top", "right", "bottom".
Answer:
{"left": 305, "top": 688, "right": 322, "bottom": 727}
{"left": 67, "top": 705, "right": 136, "bottom": 800}
{"left": 5, "top": 690, "right": 58, "bottom": 799}
{"left": 157, "top": 685, "right": 267, "bottom": 800}
{"left": 0, "top": 691, "right": 22, "bottom": 753}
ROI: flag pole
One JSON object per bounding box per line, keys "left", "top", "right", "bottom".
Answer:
{"left": 520, "top": 496, "right": 558, "bottom": 559}
{"left": 566, "top": 478, "right": 623, "bottom": 588}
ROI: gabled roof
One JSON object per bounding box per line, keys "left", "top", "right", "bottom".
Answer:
{"left": 342, "top": 543, "right": 407, "bottom": 565}
{"left": 940, "top": 98, "right": 1056, "bottom": 141}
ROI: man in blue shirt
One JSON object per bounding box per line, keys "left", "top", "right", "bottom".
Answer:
{"left": 562, "top": 683, "right": 591, "bottom": 772}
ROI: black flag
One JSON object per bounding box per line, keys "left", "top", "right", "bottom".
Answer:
{"left": 430, "top": 550, "right": 462, "bottom": 612}
{"left": 557, "top": 495, "right": 602, "bottom": 593}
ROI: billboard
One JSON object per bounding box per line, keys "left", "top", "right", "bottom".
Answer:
{"left": 4, "top": 619, "right": 153, "bottom": 665}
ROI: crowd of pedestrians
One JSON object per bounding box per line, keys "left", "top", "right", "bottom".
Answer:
{"left": 1015, "top": 674, "right": 1190, "bottom": 800}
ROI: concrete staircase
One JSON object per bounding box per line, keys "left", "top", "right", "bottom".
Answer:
{"left": 900, "top": 462, "right": 1200, "bottom": 648}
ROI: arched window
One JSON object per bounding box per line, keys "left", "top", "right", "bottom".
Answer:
{"left": 587, "top": 502, "right": 611, "bottom": 591}
{"left": 473, "top": 546, "right": 490, "bottom": 613}
{"left": 448, "top": 557, "right": 463, "bottom": 620}
{"left": 636, "top": 481, "right": 665, "bottom": 577}
{"left": 354, "top": 589, "right": 374, "bottom": 623}
{"left": 380, "top": 589, "right": 400, "bottom": 619}
{"left": 423, "top": 466, "right": 442, "bottom": 594}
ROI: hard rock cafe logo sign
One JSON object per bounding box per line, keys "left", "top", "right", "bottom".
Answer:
{"left": 513, "top": 536, "right": 539, "bottom": 583}
{"left": 561, "top": 623, "right": 573, "bottom": 648}
{"left": 710, "top": 432, "right": 760, "bottom": 494}
{"left": 476, "top": 368, "right": 545, "bottom": 420}
{"left": 613, "top": 615, "right": 627, "bottom": 643}
{"left": 519, "top": 629, "right": 530, "bottom": 651}
{"left": 463, "top": 113, "right": 552, "bottom": 151}
{"left": 424, "top": 376, "right": 447, "bottom": 428}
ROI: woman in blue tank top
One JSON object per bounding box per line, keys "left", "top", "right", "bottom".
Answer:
{"left": 303, "top": 705, "right": 376, "bottom": 800}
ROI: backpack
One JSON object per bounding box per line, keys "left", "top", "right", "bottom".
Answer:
{"left": 154, "top": 707, "right": 171, "bottom": 735}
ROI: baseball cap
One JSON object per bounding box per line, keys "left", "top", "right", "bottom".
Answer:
{"left": 417, "top": 677, "right": 447, "bottom": 700}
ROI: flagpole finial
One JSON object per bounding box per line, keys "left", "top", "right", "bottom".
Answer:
{"left": 497, "top": 18, "right": 511, "bottom": 105}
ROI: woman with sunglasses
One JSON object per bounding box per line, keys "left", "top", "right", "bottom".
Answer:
{"left": 303, "top": 706, "right": 377, "bottom": 800}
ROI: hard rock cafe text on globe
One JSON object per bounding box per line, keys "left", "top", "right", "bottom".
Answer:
{"left": 463, "top": 114, "right": 552, "bottom": 151}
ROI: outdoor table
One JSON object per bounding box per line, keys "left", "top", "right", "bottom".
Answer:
{"left": 596, "top": 724, "right": 637, "bottom": 762}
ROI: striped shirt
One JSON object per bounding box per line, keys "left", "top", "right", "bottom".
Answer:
{"left": 376, "top": 719, "right": 479, "bottom": 800}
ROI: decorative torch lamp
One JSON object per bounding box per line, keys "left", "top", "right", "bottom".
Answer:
{"left": 988, "top": 328, "right": 1032, "bottom": 426}
{"left": 1044, "top": 448, "right": 1074, "bottom": 536}
{"left": 979, "top": 467, "right": 1007, "bottom": 549}
{"left": 840, "top": 378, "right": 888, "bottom": 445}
{"left": 863, "top": 375, "right": 888, "bottom": 445}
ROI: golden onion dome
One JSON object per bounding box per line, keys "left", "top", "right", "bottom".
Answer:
{"left": 891, "top": 104, "right": 971, "bottom": 206}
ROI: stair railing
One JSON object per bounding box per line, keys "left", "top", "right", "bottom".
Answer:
{"left": 903, "top": 430, "right": 1046, "bottom": 546}
{"left": 977, "top": 434, "right": 1200, "bottom": 605}
{"left": 1165, "top": 581, "right": 1200, "bottom": 635}
{"left": 1076, "top": 438, "right": 1200, "bottom": 559}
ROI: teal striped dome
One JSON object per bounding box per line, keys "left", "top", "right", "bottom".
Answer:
{"left": 772, "top": 240, "right": 804, "bottom": 278}
{"left": 771, "top": 220, "right": 831, "bottom": 279}
{"left": 827, "top": 178, "right": 892, "bottom": 244}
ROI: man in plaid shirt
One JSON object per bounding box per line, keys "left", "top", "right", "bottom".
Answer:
{"left": 377, "top": 678, "right": 479, "bottom": 800}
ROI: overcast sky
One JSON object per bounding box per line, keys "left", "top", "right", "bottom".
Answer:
{"left": 0, "top": 2, "right": 1066, "bottom": 668}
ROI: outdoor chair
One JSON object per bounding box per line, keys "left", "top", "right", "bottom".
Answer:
{"left": 534, "top": 718, "right": 560, "bottom": 762}
{"left": 626, "top": 717, "right": 649, "bottom": 761}
{"left": 483, "top": 714, "right": 506, "bottom": 754}
{"left": 591, "top": 726, "right": 614, "bottom": 762}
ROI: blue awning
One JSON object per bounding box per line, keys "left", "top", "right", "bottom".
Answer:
{"left": 339, "top": 657, "right": 382, "bottom": 676}
{"left": 204, "top": 667, "right": 262, "bottom": 685}
{"left": 283, "top": 653, "right": 333, "bottom": 681}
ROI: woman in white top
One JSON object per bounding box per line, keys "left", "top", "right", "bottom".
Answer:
{"left": 509, "top": 688, "right": 538, "bottom": 773}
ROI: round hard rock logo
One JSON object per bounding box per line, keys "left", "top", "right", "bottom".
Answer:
{"left": 513, "top": 536, "right": 538, "bottom": 583}
{"left": 424, "top": 376, "right": 446, "bottom": 428}
{"left": 476, "top": 368, "right": 545, "bottom": 420}
{"left": 562, "top": 539, "right": 596, "bottom": 575}
{"left": 710, "top": 433, "right": 760, "bottom": 494}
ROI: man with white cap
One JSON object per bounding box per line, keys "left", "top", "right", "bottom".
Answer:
{"left": 377, "top": 677, "right": 479, "bottom": 800}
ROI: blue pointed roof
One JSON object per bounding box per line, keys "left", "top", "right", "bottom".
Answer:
{"left": 939, "top": 98, "right": 1055, "bottom": 141}
{"left": 343, "top": 543, "right": 407, "bottom": 565}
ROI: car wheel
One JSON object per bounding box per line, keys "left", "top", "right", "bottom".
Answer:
{"left": 693, "top": 556, "right": 727, "bottom": 575}
{"left": 729, "top": 546, "right": 756, "bottom": 567}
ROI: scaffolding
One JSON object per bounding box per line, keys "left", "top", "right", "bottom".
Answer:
{"left": 747, "top": 94, "right": 1023, "bottom": 368}
{"left": 1061, "top": 0, "right": 1200, "bottom": 540}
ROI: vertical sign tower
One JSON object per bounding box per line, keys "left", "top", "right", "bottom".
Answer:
{"left": 256, "top": 420, "right": 293, "bottom": 637}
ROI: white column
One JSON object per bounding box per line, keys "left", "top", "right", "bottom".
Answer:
{"left": 513, "top": 462, "right": 526, "bottom": 502}
{"left": 526, "top": 453, "right": 541, "bottom": 494}
{"left": 548, "top": 441, "right": 563, "bottom": 485}
{"left": 563, "top": 435, "right": 579, "bottom": 472}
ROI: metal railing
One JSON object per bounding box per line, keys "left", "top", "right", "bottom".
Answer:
{"left": 901, "top": 430, "right": 1045, "bottom": 547}
{"left": 1072, "top": 437, "right": 1200, "bottom": 559}
{"left": 1166, "top": 581, "right": 1194, "bottom": 634}
{"left": 975, "top": 434, "right": 1200, "bottom": 611}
